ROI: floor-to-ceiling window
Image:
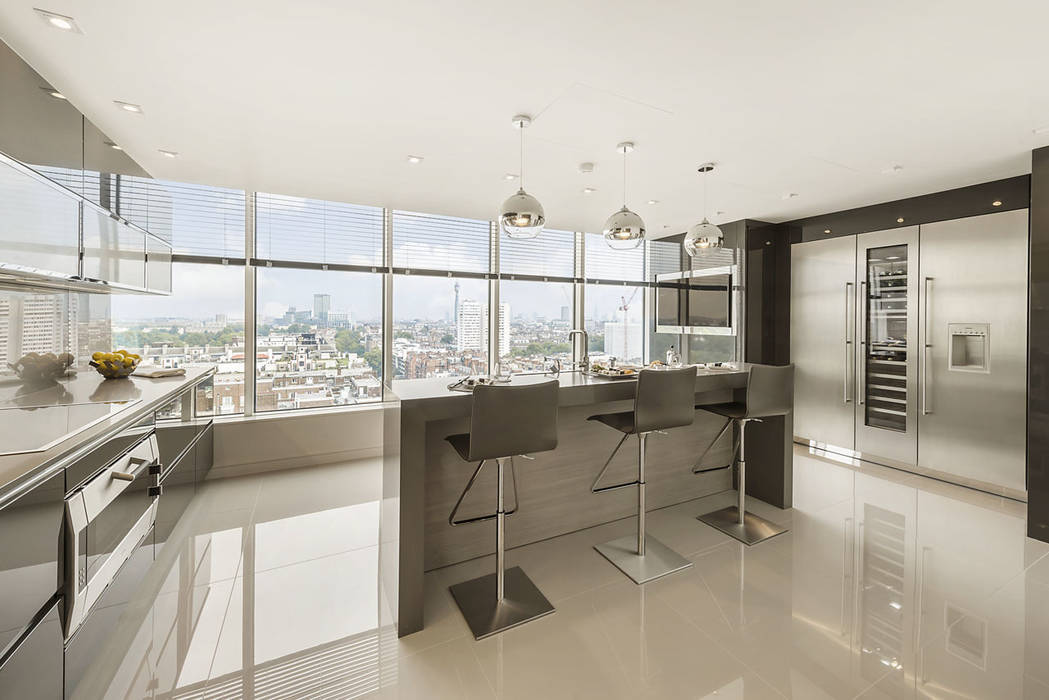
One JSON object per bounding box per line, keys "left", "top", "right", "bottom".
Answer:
{"left": 391, "top": 211, "right": 491, "bottom": 378}
{"left": 110, "top": 179, "right": 247, "bottom": 414}
{"left": 111, "top": 176, "right": 686, "bottom": 410}
{"left": 584, "top": 232, "right": 647, "bottom": 365}
{"left": 497, "top": 227, "right": 576, "bottom": 372}
{"left": 253, "top": 193, "right": 384, "bottom": 410}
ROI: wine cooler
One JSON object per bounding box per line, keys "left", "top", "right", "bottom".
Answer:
{"left": 855, "top": 228, "right": 918, "bottom": 465}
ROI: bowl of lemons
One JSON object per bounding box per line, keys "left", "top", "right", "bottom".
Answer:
{"left": 90, "top": 349, "right": 141, "bottom": 379}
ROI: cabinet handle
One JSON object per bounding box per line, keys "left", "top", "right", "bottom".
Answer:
{"left": 858, "top": 280, "right": 867, "bottom": 405}
{"left": 110, "top": 471, "right": 136, "bottom": 482}
{"left": 844, "top": 282, "right": 854, "bottom": 404}
{"left": 922, "top": 277, "right": 933, "bottom": 415}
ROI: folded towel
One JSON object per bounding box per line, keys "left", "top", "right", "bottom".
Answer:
{"left": 134, "top": 366, "right": 187, "bottom": 378}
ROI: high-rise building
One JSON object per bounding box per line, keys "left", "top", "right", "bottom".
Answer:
{"left": 455, "top": 299, "right": 510, "bottom": 356}
{"left": 456, "top": 299, "right": 484, "bottom": 351}
{"left": 313, "top": 294, "right": 331, "bottom": 322}
{"left": 561, "top": 305, "right": 570, "bottom": 322}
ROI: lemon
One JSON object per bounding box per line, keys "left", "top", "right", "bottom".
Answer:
{"left": 123, "top": 357, "right": 135, "bottom": 367}
{"left": 115, "top": 349, "right": 128, "bottom": 356}
{"left": 92, "top": 351, "right": 104, "bottom": 361}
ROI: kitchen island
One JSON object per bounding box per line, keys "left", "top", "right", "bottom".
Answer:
{"left": 382, "top": 365, "right": 793, "bottom": 636}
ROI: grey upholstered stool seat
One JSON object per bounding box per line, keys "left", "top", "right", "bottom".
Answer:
{"left": 444, "top": 379, "right": 559, "bottom": 639}
{"left": 694, "top": 363, "right": 794, "bottom": 546}
{"left": 587, "top": 366, "right": 697, "bottom": 584}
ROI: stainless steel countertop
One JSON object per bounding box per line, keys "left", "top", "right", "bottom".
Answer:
{"left": 0, "top": 365, "right": 216, "bottom": 508}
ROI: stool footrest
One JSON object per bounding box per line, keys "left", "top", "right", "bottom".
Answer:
{"left": 449, "top": 505, "right": 518, "bottom": 527}
{"left": 591, "top": 479, "right": 640, "bottom": 494}
{"left": 692, "top": 463, "right": 731, "bottom": 475}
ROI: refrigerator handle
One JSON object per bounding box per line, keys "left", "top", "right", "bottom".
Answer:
{"left": 844, "top": 282, "right": 854, "bottom": 404}
{"left": 858, "top": 280, "right": 866, "bottom": 405}
{"left": 923, "top": 276, "right": 933, "bottom": 415}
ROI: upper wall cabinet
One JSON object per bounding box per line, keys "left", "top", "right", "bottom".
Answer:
{"left": 0, "top": 156, "right": 81, "bottom": 283}
{"left": 0, "top": 39, "right": 170, "bottom": 294}
{"left": 81, "top": 201, "right": 146, "bottom": 290}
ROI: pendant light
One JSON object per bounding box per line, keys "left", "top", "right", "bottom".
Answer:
{"left": 499, "top": 114, "right": 545, "bottom": 239}
{"left": 684, "top": 162, "right": 724, "bottom": 256}
{"left": 602, "top": 142, "right": 645, "bottom": 250}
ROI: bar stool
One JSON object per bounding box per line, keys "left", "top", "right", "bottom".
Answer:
{"left": 444, "top": 379, "right": 559, "bottom": 639}
{"left": 694, "top": 363, "right": 794, "bottom": 546}
{"left": 588, "top": 366, "right": 697, "bottom": 584}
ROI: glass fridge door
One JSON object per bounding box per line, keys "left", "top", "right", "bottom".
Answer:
{"left": 863, "top": 244, "right": 909, "bottom": 432}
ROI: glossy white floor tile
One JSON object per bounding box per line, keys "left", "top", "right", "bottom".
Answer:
{"left": 87, "top": 448, "right": 1049, "bottom": 699}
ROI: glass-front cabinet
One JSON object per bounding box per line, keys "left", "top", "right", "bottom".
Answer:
{"left": 855, "top": 227, "right": 918, "bottom": 465}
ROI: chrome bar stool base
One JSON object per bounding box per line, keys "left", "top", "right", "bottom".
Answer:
{"left": 698, "top": 505, "right": 788, "bottom": 546}
{"left": 449, "top": 566, "right": 555, "bottom": 640}
{"left": 594, "top": 534, "right": 692, "bottom": 585}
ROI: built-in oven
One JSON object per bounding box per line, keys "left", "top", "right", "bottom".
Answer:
{"left": 61, "top": 419, "right": 160, "bottom": 640}
{"left": 655, "top": 265, "right": 738, "bottom": 336}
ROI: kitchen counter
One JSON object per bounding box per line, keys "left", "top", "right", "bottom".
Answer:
{"left": 382, "top": 364, "right": 793, "bottom": 636}
{"left": 0, "top": 365, "right": 216, "bottom": 508}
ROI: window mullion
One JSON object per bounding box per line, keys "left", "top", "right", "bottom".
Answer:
{"left": 244, "top": 191, "right": 257, "bottom": 416}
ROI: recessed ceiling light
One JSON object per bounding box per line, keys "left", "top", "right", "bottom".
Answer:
{"left": 41, "top": 87, "right": 65, "bottom": 99}
{"left": 782, "top": 192, "right": 799, "bottom": 200}
{"left": 503, "top": 173, "right": 517, "bottom": 181}
{"left": 582, "top": 187, "right": 596, "bottom": 195}
{"left": 158, "top": 149, "right": 178, "bottom": 158}
{"left": 406, "top": 155, "right": 423, "bottom": 164}
{"left": 35, "top": 8, "right": 81, "bottom": 32}
{"left": 992, "top": 199, "right": 1002, "bottom": 206}
{"left": 104, "top": 141, "right": 122, "bottom": 151}
{"left": 1033, "top": 126, "right": 1049, "bottom": 135}
{"left": 647, "top": 199, "right": 659, "bottom": 205}
{"left": 896, "top": 217, "right": 905, "bottom": 223}
{"left": 881, "top": 164, "right": 904, "bottom": 175}
{"left": 578, "top": 162, "right": 595, "bottom": 174}
{"left": 114, "top": 100, "right": 142, "bottom": 113}
{"left": 715, "top": 210, "right": 725, "bottom": 216}
{"left": 823, "top": 228, "right": 832, "bottom": 234}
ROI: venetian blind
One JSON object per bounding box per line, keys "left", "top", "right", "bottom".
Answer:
{"left": 255, "top": 193, "right": 384, "bottom": 268}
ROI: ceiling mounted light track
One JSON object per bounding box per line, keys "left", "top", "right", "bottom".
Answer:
{"left": 602, "top": 141, "right": 645, "bottom": 250}
{"left": 684, "top": 162, "right": 724, "bottom": 257}
{"left": 499, "top": 114, "right": 545, "bottom": 239}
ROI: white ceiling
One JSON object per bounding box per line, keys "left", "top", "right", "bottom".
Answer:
{"left": 3, "top": 0, "right": 1049, "bottom": 236}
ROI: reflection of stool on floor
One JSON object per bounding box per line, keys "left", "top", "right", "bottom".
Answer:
{"left": 695, "top": 364, "right": 793, "bottom": 546}
{"left": 444, "top": 380, "right": 559, "bottom": 639}
{"left": 588, "top": 366, "right": 697, "bottom": 584}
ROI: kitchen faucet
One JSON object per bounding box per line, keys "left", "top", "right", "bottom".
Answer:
{"left": 567, "top": 329, "right": 589, "bottom": 371}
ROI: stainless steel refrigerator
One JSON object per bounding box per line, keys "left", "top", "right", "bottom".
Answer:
{"left": 791, "top": 209, "right": 1028, "bottom": 495}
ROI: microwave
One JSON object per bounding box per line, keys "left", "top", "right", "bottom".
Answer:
{"left": 655, "top": 265, "right": 737, "bottom": 335}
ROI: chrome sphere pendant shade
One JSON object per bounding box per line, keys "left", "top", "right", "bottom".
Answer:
{"left": 684, "top": 162, "right": 723, "bottom": 256}
{"left": 500, "top": 115, "right": 545, "bottom": 239}
{"left": 603, "top": 142, "right": 645, "bottom": 250}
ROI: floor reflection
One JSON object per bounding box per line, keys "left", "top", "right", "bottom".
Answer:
{"left": 85, "top": 447, "right": 1049, "bottom": 699}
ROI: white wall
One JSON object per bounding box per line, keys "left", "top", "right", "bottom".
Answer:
{"left": 211, "top": 406, "right": 383, "bottom": 479}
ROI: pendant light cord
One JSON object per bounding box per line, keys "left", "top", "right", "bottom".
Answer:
{"left": 622, "top": 150, "right": 627, "bottom": 207}
{"left": 519, "top": 126, "right": 525, "bottom": 189}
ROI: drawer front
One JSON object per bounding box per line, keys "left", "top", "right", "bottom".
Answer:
{"left": 0, "top": 598, "right": 62, "bottom": 700}
{"left": 0, "top": 471, "right": 64, "bottom": 650}
{"left": 65, "top": 413, "right": 156, "bottom": 493}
